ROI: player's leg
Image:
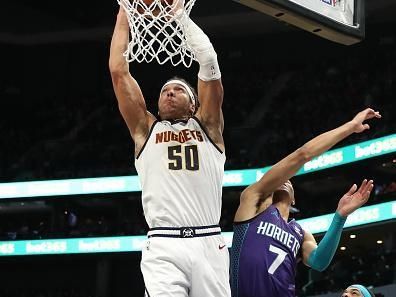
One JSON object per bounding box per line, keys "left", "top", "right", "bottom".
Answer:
{"left": 141, "top": 238, "right": 190, "bottom": 297}
{"left": 190, "top": 235, "right": 231, "bottom": 297}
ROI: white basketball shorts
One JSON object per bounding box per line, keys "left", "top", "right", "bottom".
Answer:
{"left": 141, "top": 225, "right": 231, "bottom": 297}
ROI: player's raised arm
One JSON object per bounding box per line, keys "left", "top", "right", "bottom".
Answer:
{"left": 109, "top": 7, "right": 154, "bottom": 154}
{"left": 235, "top": 108, "right": 381, "bottom": 221}
{"left": 301, "top": 179, "right": 374, "bottom": 271}
{"left": 174, "top": 0, "right": 224, "bottom": 150}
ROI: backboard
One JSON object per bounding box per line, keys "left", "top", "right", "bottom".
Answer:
{"left": 234, "top": 0, "right": 365, "bottom": 45}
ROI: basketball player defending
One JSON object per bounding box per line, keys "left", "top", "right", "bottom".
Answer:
{"left": 231, "top": 108, "right": 381, "bottom": 297}
{"left": 109, "top": 3, "right": 230, "bottom": 297}
{"left": 342, "top": 284, "right": 376, "bottom": 297}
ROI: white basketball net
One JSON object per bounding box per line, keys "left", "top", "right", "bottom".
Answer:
{"left": 117, "top": 0, "right": 197, "bottom": 67}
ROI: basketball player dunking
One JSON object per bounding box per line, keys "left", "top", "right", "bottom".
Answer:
{"left": 109, "top": 4, "right": 230, "bottom": 297}
{"left": 230, "top": 108, "right": 381, "bottom": 297}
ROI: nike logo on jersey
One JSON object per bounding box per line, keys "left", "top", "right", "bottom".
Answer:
{"left": 293, "top": 226, "right": 303, "bottom": 237}
{"left": 271, "top": 211, "right": 279, "bottom": 218}
{"left": 219, "top": 244, "right": 226, "bottom": 250}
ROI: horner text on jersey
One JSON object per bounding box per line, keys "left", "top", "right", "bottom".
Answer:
{"left": 256, "top": 221, "right": 301, "bottom": 257}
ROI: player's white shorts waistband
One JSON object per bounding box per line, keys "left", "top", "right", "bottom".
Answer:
{"left": 147, "top": 224, "right": 221, "bottom": 238}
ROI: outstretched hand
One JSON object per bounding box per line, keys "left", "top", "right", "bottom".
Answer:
{"left": 337, "top": 179, "right": 374, "bottom": 217}
{"left": 170, "top": 0, "right": 185, "bottom": 17}
{"left": 350, "top": 108, "right": 381, "bottom": 133}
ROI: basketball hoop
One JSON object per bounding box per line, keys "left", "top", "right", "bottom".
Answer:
{"left": 117, "top": 0, "right": 197, "bottom": 67}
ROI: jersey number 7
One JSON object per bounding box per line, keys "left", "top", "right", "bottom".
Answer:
{"left": 268, "top": 245, "right": 288, "bottom": 275}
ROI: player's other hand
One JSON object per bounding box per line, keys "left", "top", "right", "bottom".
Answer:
{"left": 337, "top": 179, "right": 374, "bottom": 217}
{"left": 170, "top": 0, "right": 185, "bottom": 16}
{"left": 350, "top": 108, "right": 381, "bottom": 133}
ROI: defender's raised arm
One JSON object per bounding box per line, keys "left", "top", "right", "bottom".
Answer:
{"left": 236, "top": 108, "right": 381, "bottom": 221}
{"left": 302, "top": 179, "right": 374, "bottom": 272}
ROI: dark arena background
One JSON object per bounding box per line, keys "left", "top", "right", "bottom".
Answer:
{"left": 0, "top": 0, "right": 395, "bottom": 296}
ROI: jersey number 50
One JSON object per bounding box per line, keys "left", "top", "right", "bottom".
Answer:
{"left": 168, "top": 145, "right": 199, "bottom": 171}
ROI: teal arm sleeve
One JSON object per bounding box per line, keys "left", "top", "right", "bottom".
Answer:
{"left": 307, "top": 212, "right": 347, "bottom": 271}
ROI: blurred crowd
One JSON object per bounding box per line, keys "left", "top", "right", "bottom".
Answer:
{"left": 223, "top": 42, "right": 395, "bottom": 169}
{"left": 0, "top": 197, "right": 148, "bottom": 241}
{"left": 1, "top": 36, "right": 395, "bottom": 182}
{"left": 298, "top": 248, "right": 395, "bottom": 296}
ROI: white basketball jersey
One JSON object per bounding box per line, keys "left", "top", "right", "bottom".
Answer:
{"left": 135, "top": 117, "right": 225, "bottom": 228}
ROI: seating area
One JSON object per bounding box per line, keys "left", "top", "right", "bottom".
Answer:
{"left": 1, "top": 36, "right": 394, "bottom": 182}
